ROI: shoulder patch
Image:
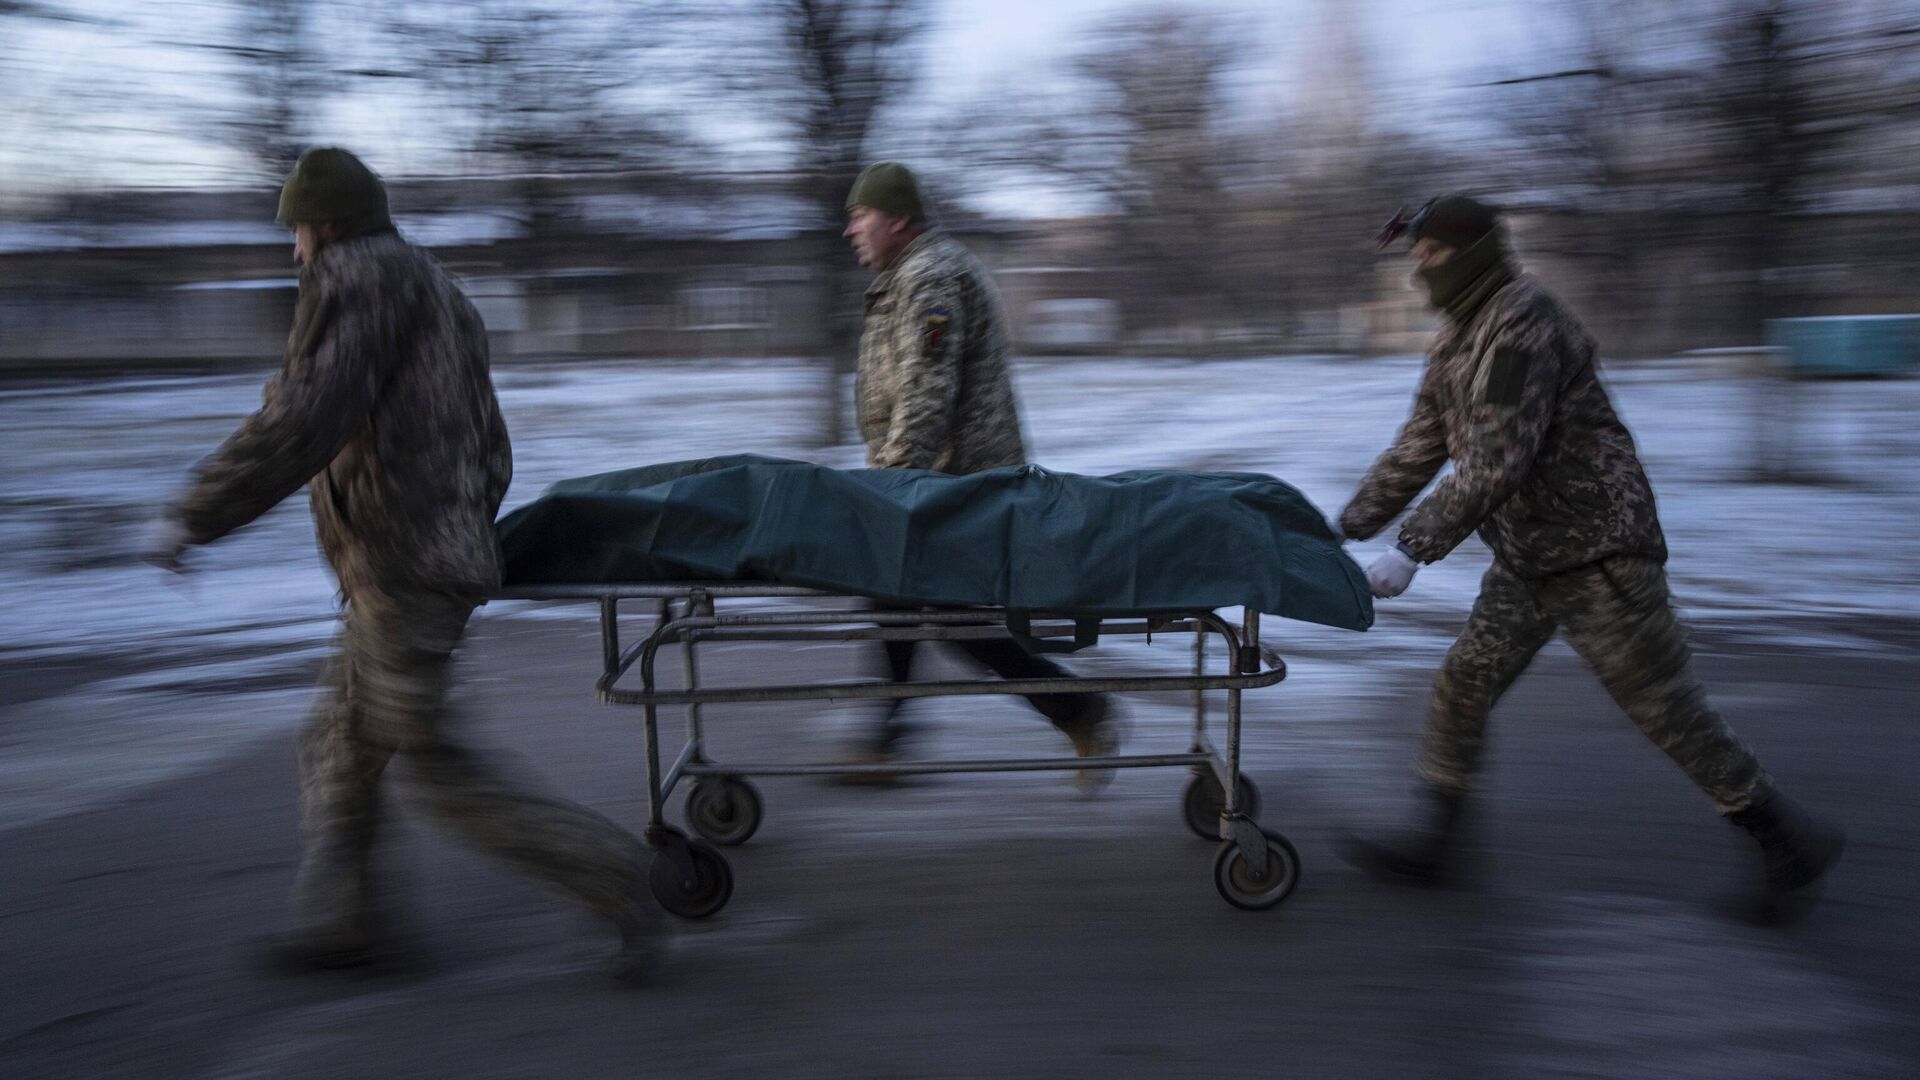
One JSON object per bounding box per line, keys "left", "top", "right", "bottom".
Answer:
{"left": 1482, "top": 346, "right": 1529, "bottom": 406}
{"left": 922, "top": 306, "right": 951, "bottom": 356}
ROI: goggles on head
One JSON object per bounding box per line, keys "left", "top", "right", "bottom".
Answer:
{"left": 1375, "top": 200, "right": 1435, "bottom": 250}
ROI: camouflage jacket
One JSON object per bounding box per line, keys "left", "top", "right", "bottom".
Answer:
{"left": 172, "top": 230, "right": 513, "bottom": 598}
{"left": 1339, "top": 276, "right": 1666, "bottom": 579}
{"left": 856, "top": 230, "right": 1026, "bottom": 473}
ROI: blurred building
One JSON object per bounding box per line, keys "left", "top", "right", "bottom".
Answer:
{"left": 0, "top": 173, "right": 1021, "bottom": 371}
{"left": 3, "top": 174, "right": 1918, "bottom": 370}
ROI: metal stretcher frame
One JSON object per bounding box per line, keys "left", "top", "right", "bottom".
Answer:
{"left": 495, "top": 582, "right": 1304, "bottom": 914}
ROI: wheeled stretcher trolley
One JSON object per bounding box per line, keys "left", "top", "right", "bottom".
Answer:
{"left": 492, "top": 456, "right": 1372, "bottom": 918}
{"left": 497, "top": 582, "right": 1298, "bottom": 915}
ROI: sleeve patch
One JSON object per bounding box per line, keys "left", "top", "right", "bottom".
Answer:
{"left": 1482, "top": 346, "right": 1529, "bottom": 406}
{"left": 921, "top": 307, "right": 951, "bottom": 356}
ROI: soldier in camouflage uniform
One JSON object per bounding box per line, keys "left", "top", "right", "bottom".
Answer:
{"left": 1337, "top": 195, "right": 1842, "bottom": 919}
{"left": 141, "top": 149, "right": 665, "bottom": 981}
{"left": 842, "top": 162, "right": 1118, "bottom": 787}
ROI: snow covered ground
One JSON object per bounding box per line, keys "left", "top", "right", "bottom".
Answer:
{"left": 1, "top": 355, "right": 1915, "bottom": 826}
{"left": 3, "top": 354, "right": 1914, "bottom": 662}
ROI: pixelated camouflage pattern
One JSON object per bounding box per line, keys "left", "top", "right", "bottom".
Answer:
{"left": 169, "top": 232, "right": 657, "bottom": 940}
{"left": 1339, "top": 276, "right": 1666, "bottom": 578}
{"left": 1416, "top": 557, "right": 1769, "bottom": 814}
{"left": 856, "top": 230, "right": 1026, "bottom": 473}
{"left": 172, "top": 230, "right": 512, "bottom": 598}
{"left": 292, "top": 588, "right": 660, "bottom": 940}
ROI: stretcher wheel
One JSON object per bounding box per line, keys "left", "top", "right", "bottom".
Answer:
{"left": 649, "top": 830, "right": 734, "bottom": 919}
{"left": 1213, "top": 830, "right": 1300, "bottom": 911}
{"left": 1181, "top": 773, "right": 1260, "bottom": 840}
{"left": 686, "top": 776, "right": 763, "bottom": 846}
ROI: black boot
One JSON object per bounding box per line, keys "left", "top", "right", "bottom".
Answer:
{"left": 1727, "top": 789, "right": 1845, "bottom": 923}
{"left": 826, "top": 703, "right": 912, "bottom": 786}
{"left": 1340, "top": 785, "right": 1466, "bottom": 887}
{"left": 608, "top": 909, "right": 670, "bottom": 988}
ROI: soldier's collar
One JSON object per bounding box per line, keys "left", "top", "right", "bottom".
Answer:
{"left": 867, "top": 229, "right": 942, "bottom": 295}
{"left": 896, "top": 228, "right": 939, "bottom": 262}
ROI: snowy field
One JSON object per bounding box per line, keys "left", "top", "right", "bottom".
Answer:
{"left": 3, "top": 354, "right": 1915, "bottom": 661}
{"left": 1, "top": 356, "right": 1915, "bottom": 826}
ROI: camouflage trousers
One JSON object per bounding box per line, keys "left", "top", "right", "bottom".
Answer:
{"left": 292, "top": 587, "right": 659, "bottom": 941}
{"left": 1417, "top": 556, "right": 1769, "bottom": 814}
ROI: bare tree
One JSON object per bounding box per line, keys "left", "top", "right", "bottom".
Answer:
{"left": 1257, "top": 0, "right": 1477, "bottom": 349}
{"left": 934, "top": 8, "right": 1250, "bottom": 343}
{"left": 1475, "top": 0, "right": 1706, "bottom": 354}
{"left": 1689, "top": 0, "right": 1920, "bottom": 328}
{"left": 377, "top": 0, "right": 693, "bottom": 243}
{"left": 16, "top": 1, "right": 337, "bottom": 187}
{"left": 789, "top": 0, "right": 928, "bottom": 444}
{"left": 1074, "top": 11, "right": 1249, "bottom": 336}
{"left": 779, "top": 1, "right": 928, "bottom": 221}
{"left": 939, "top": 2, "right": 1462, "bottom": 353}
{"left": 681, "top": 0, "right": 928, "bottom": 444}
{"left": 1477, "top": 0, "right": 1920, "bottom": 349}
{"left": 201, "top": 0, "right": 329, "bottom": 182}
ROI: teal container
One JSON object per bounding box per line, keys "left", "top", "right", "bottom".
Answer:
{"left": 1766, "top": 315, "right": 1920, "bottom": 378}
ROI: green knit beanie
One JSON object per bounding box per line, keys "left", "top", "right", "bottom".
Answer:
{"left": 276, "top": 148, "right": 391, "bottom": 230}
{"left": 845, "top": 161, "right": 926, "bottom": 221}
{"left": 1413, "top": 194, "right": 1500, "bottom": 250}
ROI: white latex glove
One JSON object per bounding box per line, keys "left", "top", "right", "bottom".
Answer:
{"left": 1366, "top": 545, "right": 1419, "bottom": 599}
{"left": 136, "top": 515, "right": 192, "bottom": 574}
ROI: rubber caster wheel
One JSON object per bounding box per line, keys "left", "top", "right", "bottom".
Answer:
{"left": 686, "top": 776, "right": 763, "bottom": 846}
{"left": 649, "top": 829, "right": 734, "bottom": 919}
{"left": 1181, "top": 772, "right": 1260, "bottom": 840}
{"left": 1213, "top": 829, "right": 1300, "bottom": 910}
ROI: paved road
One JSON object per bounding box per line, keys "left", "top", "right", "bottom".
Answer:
{"left": 3, "top": 610, "right": 1913, "bottom": 1079}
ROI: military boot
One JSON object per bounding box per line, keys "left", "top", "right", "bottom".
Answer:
{"left": 1339, "top": 785, "right": 1466, "bottom": 886}
{"left": 1727, "top": 789, "right": 1845, "bottom": 924}
{"left": 826, "top": 703, "right": 912, "bottom": 787}
{"left": 606, "top": 867, "right": 674, "bottom": 987}
{"left": 608, "top": 917, "right": 670, "bottom": 988}
{"left": 1056, "top": 695, "right": 1125, "bottom": 794}
{"left": 257, "top": 914, "right": 431, "bottom": 979}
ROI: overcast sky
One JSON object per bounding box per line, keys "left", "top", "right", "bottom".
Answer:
{"left": 0, "top": 0, "right": 1606, "bottom": 198}
{"left": 926, "top": 0, "right": 1530, "bottom": 92}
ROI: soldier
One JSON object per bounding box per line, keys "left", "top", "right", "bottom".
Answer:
{"left": 140, "top": 148, "right": 665, "bottom": 982}
{"left": 1339, "top": 194, "right": 1843, "bottom": 921}
{"left": 841, "top": 161, "right": 1120, "bottom": 788}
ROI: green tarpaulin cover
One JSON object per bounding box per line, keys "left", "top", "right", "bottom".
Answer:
{"left": 496, "top": 455, "right": 1372, "bottom": 632}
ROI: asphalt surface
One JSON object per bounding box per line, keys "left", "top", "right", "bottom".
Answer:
{"left": 3, "top": 610, "right": 1915, "bottom": 1079}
